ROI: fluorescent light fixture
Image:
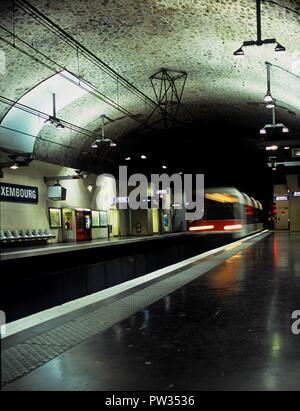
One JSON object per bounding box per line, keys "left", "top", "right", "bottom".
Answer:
{"left": 162, "top": 165, "right": 167, "bottom": 169}
{"left": 10, "top": 164, "right": 19, "bottom": 170}
{"left": 179, "top": 172, "right": 183, "bottom": 175}
{"left": 284, "top": 146, "right": 290, "bottom": 150}
{"left": 293, "top": 192, "right": 300, "bottom": 197}
{"left": 265, "top": 145, "right": 278, "bottom": 151}
{"left": 141, "top": 154, "right": 147, "bottom": 159}
{"left": 282, "top": 127, "right": 289, "bottom": 133}
{"left": 292, "top": 148, "right": 300, "bottom": 157}
{"left": 109, "top": 141, "right": 116, "bottom": 147}
{"left": 223, "top": 224, "right": 243, "bottom": 231}
{"left": 125, "top": 157, "right": 131, "bottom": 161}
{"left": 275, "top": 42, "right": 286, "bottom": 53}
{"left": 189, "top": 225, "right": 215, "bottom": 231}
{"left": 275, "top": 196, "right": 288, "bottom": 201}
{"left": 260, "top": 128, "right": 267, "bottom": 135}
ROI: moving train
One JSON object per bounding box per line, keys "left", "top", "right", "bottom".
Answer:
{"left": 188, "top": 187, "right": 264, "bottom": 239}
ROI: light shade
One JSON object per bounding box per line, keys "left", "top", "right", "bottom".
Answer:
{"left": 44, "top": 117, "right": 54, "bottom": 125}
{"left": 266, "top": 102, "right": 275, "bottom": 109}
{"left": 282, "top": 127, "right": 289, "bottom": 133}
{"left": 141, "top": 154, "right": 147, "bottom": 159}
{"left": 260, "top": 128, "right": 267, "bottom": 135}
{"left": 264, "top": 93, "right": 273, "bottom": 103}
{"left": 233, "top": 46, "right": 245, "bottom": 57}
{"left": 275, "top": 43, "right": 286, "bottom": 53}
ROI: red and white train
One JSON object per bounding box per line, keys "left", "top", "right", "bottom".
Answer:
{"left": 188, "top": 187, "right": 264, "bottom": 239}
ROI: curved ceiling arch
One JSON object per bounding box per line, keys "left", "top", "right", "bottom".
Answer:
{"left": 0, "top": 0, "right": 299, "bottom": 172}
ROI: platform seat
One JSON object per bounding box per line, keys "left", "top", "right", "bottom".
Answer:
{"left": 4, "top": 230, "right": 15, "bottom": 241}
{"left": 0, "top": 229, "right": 55, "bottom": 243}
{"left": 42, "top": 229, "right": 55, "bottom": 239}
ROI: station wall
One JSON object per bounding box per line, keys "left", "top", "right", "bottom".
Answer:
{"left": 0, "top": 160, "right": 111, "bottom": 242}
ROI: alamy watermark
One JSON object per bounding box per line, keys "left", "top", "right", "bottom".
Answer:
{"left": 0, "top": 310, "right": 6, "bottom": 336}
{"left": 291, "top": 310, "right": 300, "bottom": 335}
{"left": 97, "top": 166, "right": 204, "bottom": 220}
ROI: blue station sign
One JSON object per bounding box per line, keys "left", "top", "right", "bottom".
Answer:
{"left": 0, "top": 182, "right": 38, "bottom": 204}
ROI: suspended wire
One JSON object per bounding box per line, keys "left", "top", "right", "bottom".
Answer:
{"left": 268, "top": 62, "right": 300, "bottom": 81}
{"left": 0, "top": 27, "right": 148, "bottom": 124}
{"left": 14, "top": 0, "right": 157, "bottom": 108}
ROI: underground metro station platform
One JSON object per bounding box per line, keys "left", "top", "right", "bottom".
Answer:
{"left": 1, "top": 231, "right": 300, "bottom": 391}
{"left": 1, "top": 0, "right": 300, "bottom": 393}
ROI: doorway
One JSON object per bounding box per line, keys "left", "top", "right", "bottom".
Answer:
{"left": 76, "top": 209, "right": 92, "bottom": 241}
{"left": 108, "top": 209, "right": 119, "bottom": 237}
{"left": 152, "top": 208, "right": 159, "bottom": 234}
{"left": 275, "top": 207, "right": 289, "bottom": 230}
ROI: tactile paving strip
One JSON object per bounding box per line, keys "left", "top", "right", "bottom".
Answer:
{"left": 1, "top": 236, "right": 266, "bottom": 386}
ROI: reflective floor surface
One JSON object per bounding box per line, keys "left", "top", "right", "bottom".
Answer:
{"left": 3, "top": 232, "right": 300, "bottom": 391}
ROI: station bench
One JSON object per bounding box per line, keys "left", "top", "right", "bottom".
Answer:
{"left": 0, "top": 229, "right": 55, "bottom": 243}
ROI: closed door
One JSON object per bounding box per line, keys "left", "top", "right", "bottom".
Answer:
{"left": 108, "top": 209, "right": 119, "bottom": 237}
{"left": 152, "top": 208, "right": 159, "bottom": 234}
{"left": 276, "top": 207, "right": 289, "bottom": 230}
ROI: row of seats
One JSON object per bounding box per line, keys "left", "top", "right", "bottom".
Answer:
{"left": 0, "top": 229, "right": 55, "bottom": 242}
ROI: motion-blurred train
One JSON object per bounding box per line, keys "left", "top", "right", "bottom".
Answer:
{"left": 188, "top": 187, "right": 264, "bottom": 239}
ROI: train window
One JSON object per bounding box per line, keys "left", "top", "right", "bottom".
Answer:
{"left": 204, "top": 200, "right": 235, "bottom": 220}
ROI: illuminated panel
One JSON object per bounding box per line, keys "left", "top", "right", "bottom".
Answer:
{"left": 0, "top": 70, "right": 92, "bottom": 154}
{"left": 292, "top": 148, "right": 300, "bottom": 158}
{"left": 189, "top": 225, "right": 215, "bottom": 231}
{"left": 293, "top": 192, "right": 300, "bottom": 197}
{"left": 205, "top": 193, "right": 239, "bottom": 203}
{"left": 275, "top": 196, "right": 288, "bottom": 201}
{"left": 224, "top": 224, "right": 243, "bottom": 231}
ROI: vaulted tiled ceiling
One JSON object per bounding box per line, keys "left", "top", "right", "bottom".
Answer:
{"left": 0, "top": 0, "right": 299, "bottom": 172}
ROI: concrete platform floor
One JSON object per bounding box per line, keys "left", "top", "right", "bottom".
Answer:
{"left": 2, "top": 232, "right": 300, "bottom": 391}
{"left": 0, "top": 232, "right": 188, "bottom": 261}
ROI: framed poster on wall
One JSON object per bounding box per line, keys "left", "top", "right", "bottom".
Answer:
{"left": 92, "top": 210, "right": 100, "bottom": 227}
{"left": 163, "top": 213, "right": 169, "bottom": 227}
{"left": 100, "top": 210, "right": 108, "bottom": 227}
{"left": 49, "top": 207, "right": 62, "bottom": 228}
{"left": 63, "top": 209, "right": 73, "bottom": 230}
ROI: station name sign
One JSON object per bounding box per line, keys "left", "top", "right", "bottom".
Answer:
{"left": 0, "top": 182, "right": 38, "bottom": 204}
